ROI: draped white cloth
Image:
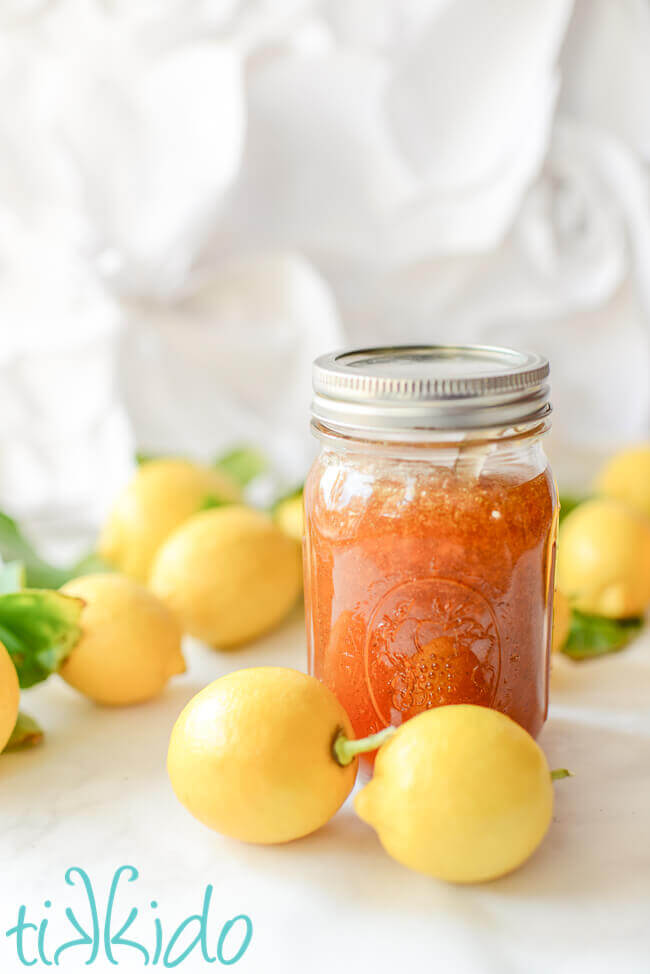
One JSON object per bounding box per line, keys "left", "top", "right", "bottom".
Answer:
{"left": 0, "top": 0, "right": 648, "bottom": 539}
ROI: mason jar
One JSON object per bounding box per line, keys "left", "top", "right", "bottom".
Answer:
{"left": 304, "top": 345, "right": 558, "bottom": 766}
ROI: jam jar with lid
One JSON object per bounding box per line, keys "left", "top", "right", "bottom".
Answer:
{"left": 303, "top": 345, "right": 558, "bottom": 767}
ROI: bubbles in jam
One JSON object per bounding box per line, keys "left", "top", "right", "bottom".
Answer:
{"left": 304, "top": 454, "right": 557, "bottom": 767}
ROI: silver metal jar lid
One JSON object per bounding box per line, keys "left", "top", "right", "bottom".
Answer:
{"left": 311, "top": 345, "right": 551, "bottom": 436}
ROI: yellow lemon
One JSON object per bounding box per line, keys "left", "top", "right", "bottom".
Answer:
{"left": 557, "top": 498, "right": 650, "bottom": 618}
{"left": 98, "top": 459, "right": 240, "bottom": 581}
{"left": 595, "top": 444, "right": 650, "bottom": 519}
{"left": 167, "top": 667, "right": 357, "bottom": 843}
{"left": 273, "top": 492, "right": 304, "bottom": 542}
{"left": 149, "top": 506, "right": 302, "bottom": 648}
{"left": 355, "top": 705, "right": 553, "bottom": 884}
{"left": 0, "top": 641, "right": 19, "bottom": 752}
{"left": 59, "top": 574, "right": 185, "bottom": 705}
{"left": 551, "top": 589, "right": 571, "bottom": 653}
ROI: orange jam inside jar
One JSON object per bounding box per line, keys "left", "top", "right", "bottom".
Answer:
{"left": 304, "top": 346, "right": 558, "bottom": 770}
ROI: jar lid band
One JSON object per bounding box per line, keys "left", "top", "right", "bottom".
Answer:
{"left": 311, "top": 344, "right": 551, "bottom": 434}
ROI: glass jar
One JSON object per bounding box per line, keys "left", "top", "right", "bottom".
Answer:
{"left": 304, "top": 346, "right": 558, "bottom": 767}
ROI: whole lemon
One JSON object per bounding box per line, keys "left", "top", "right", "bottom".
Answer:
{"left": 0, "top": 641, "right": 19, "bottom": 752}
{"left": 98, "top": 459, "right": 240, "bottom": 581}
{"left": 355, "top": 705, "right": 553, "bottom": 884}
{"left": 557, "top": 498, "right": 650, "bottom": 618}
{"left": 273, "top": 491, "right": 304, "bottom": 542}
{"left": 59, "top": 574, "right": 185, "bottom": 705}
{"left": 149, "top": 506, "right": 302, "bottom": 648}
{"left": 551, "top": 589, "right": 571, "bottom": 653}
{"left": 595, "top": 444, "right": 650, "bottom": 519}
{"left": 167, "top": 667, "right": 357, "bottom": 843}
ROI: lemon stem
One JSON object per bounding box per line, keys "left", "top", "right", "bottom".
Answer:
{"left": 333, "top": 727, "right": 397, "bottom": 766}
{"left": 334, "top": 730, "right": 575, "bottom": 778}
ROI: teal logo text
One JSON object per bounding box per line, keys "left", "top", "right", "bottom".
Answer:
{"left": 5, "top": 866, "right": 253, "bottom": 967}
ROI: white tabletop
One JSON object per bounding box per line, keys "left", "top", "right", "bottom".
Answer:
{"left": 2, "top": 605, "right": 649, "bottom": 974}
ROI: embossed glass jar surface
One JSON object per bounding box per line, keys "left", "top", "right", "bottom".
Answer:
{"left": 304, "top": 346, "right": 557, "bottom": 766}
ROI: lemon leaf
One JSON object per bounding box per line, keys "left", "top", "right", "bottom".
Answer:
{"left": 0, "top": 590, "right": 83, "bottom": 688}
{"left": 0, "top": 511, "right": 112, "bottom": 588}
{"left": 0, "top": 513, "right": 71, "bottom": 589}
{"left": 200, "top": 494, "right": 233, "bottom": 512}
{"left": 135, "top": 451, "right": 159, "bottom": 465}
{"left": 136, "top": 447, "right": 267, "bottom": 486}
{"left": 215, "top": 447, "right": 267, "bottom": 487}
{"left": 561, "top": 609, "right": 643, "bottom": 660}
{"left": 5, "top": 712, "right": 43, "bottom": 751}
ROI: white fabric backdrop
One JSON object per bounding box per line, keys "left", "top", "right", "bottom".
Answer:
{"left": 0, "top": 0, "right": 648, "bottom": 540}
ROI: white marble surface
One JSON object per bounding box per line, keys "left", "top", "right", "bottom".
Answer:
{"left": 1, "top": 605, "right": 649, "bottom": 973}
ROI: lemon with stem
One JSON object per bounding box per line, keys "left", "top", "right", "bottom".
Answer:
{"left": 167, "top": 666, "right": 568, "bottom": 877}
{"left": 167, "top": 667, "right": 357, "bottom": 843}
{"left": 345, "top": 706, "right": 562, "bottom": 884}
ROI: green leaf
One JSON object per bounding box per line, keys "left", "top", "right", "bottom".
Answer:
{"left": 200, "top": 494, "right": 233, "bottom": 512}
{"left": 136, "top": 447, "right": 267, "bottom": 486}
{"left": 561, "top": 609, "right": 643, "bottom": 661}
{"left": 135, "top": 451, "right": 159, "bottom": 466}
{"left": 0, "top": 511, "right": 112, "bottom": 589}
{"left": 558, "top": 493, "right": 589, "bottom": 524}
{"left": 0, "top": 590, "right": 83, "bottom": 688}
{"left": 5, "top": 712, "right": 43, "bottom": 752}
{"left": 136, "top": 446, "right": 268, "bottom": 487}
{"left": 215, "top": 447, "right": 267, "bottom": 487}
{"left": 0, "top": 513, "right": 70, "bottom": 589}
